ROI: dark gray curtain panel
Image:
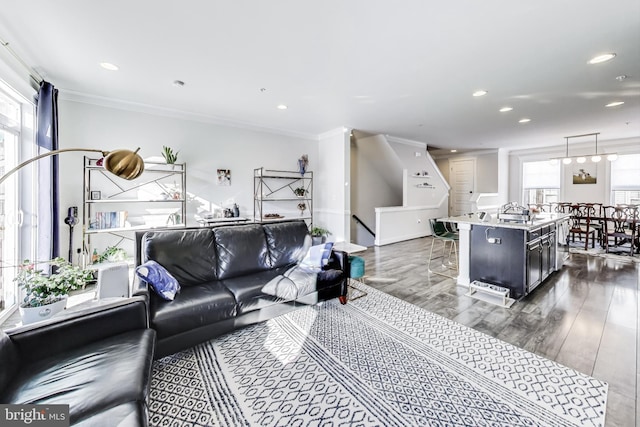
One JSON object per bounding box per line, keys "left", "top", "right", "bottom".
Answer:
{"left": 35, "top": 81, "right": 59, "bottom": 260}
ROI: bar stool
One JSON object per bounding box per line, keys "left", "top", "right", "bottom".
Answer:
{"left": 428, "top": 219, "right": 459, "bottom": 279}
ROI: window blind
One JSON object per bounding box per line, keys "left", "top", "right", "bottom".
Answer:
{"left": 611, "top": 154, "right": 640, "bottom": 190}
{"left": 523, "top": 161, "right": 560, "bottom": 189}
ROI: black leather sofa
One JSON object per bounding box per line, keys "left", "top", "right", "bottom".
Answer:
{"left": 134, "top": 220, "right": 348, "bottom": 358}
{"left": 0, "top": 297, "right": 155, "bottom": 426}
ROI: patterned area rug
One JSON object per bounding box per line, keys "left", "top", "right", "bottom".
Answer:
{"left": 149, "top": 282, "right": 608, "bottom": 426}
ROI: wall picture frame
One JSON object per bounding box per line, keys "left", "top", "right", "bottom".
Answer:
{"left": 217, "top": 169, "right": 231, "bottom": 186}
{"left": 572, "top": 166, "right": 597, "bottom": 184}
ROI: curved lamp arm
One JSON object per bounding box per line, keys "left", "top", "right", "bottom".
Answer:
{"left": 0, "top": 147, "right": 144, "bottom": 186}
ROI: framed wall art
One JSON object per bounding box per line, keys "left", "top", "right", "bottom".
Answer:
{"left": 572, "top": 166, "right": 596, "bottom": 184}
{"left": 217, "top": 169, "right": 231, "bottom": 186}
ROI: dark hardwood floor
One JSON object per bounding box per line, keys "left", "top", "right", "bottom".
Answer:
{"left": 358, "top": 236, "right": 639, "bottom": 427}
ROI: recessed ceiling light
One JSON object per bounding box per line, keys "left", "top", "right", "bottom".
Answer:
{"left": 99, "top": 62, "right": 119, "bottom": 71}
{"left": 173, "top": 80, "right": 185, "bottom": 87}
{"left": 615, "top": 75, "right": 627, "bottom": 81}
{"left": 605, "top": 101, "right": 624, "bottom": 107}
{"left": 588, "top": 53, "right": 616, "bottom": 64}
{"left": 519, "top": 118, "right": 531, "bottom": 123}
{"left": 450, "top": 149, "right": 458, "bottom": 153}
{"left": 277, "top": 104, "right": 288, "bottom": 110}
{"left": 499, "top": 107, "right": 513, "bottom": 113}
{"left": 472, "top": 90, "right": 488, "bottom": 97}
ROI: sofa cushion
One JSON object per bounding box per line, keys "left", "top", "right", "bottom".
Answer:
{"left": 222, "top": 267, "right": 294, "bottom": 314}
{"left": 142, "top": 229, "right": 218, "bottom": 286}
{"left": 0, "top": 329, "right": 155, "bottom": 425}
{"left": 150, "top": 282, "right": 237, "bottom": 339}
{"left": 263, "top": 221, "right": 310, "bottom": 268}
{"left": 214, "top": 224, "right": 271, "bottom": 279}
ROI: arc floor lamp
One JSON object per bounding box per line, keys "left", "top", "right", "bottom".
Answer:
{"left": 0, "top": 147, "right": 145, "bottom": 185}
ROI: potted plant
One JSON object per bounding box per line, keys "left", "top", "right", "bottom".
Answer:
{"left": 15, "top": 257, "right": 94, "bottom": 324}
{"left": 161, "top": 146, "right": 179, "bottom": 165}
{"left": 293, "top": 187, "right": 307, "bottom": 197}
{"left": 95, "top": 246, "right": 127, "bottom": 263}
{"left": 311, "top": 226, "right": 332, "bottom": 245}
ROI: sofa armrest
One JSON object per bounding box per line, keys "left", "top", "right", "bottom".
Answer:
{"left": 325, "top": 249, "right": 348, "bottom": 274}
{"left": 132, "top": 275, "right": 150, "bottom": 301}
{"left": 6, "top": 296, "right": 149, "bottom": 363}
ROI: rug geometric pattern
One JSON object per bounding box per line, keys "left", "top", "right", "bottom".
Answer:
{"left": 149, "top": 282, "right": 608, "bottom": 426}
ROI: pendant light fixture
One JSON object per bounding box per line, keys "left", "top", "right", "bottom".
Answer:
{"left": 549, "top": 132, "right": 617, "bottom": 165}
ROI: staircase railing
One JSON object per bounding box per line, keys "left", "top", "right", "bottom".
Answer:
{"left": 352, "top": 214, "right": 375, "bottom": 237}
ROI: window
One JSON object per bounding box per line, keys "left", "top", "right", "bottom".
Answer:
{"left": 0, "top": 80, "right": 36, "bottom": 323}
{"left": 611, "top": 153, "right": 640, "bottom": 205}
{"left": 522, "top": 160, "right": 560, "bottom": 205}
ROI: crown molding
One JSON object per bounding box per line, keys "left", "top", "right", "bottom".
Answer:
{"left": 58, "top": 89, "right": 319, "bottom": 141}
{"left": 385, "top": 135, "right": 427, "bottom": 148}
{"left": 318, "top": 127, "right": 350, "bottom": 141}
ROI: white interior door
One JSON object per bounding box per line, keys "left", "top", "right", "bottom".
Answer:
{"left": 450, "top": 159, "right": 475, "bottom": 216}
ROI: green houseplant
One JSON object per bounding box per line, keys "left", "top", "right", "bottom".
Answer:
{"left": 15, "top": 258, "right": 94, "bottom": 324}
{"left": 161, "top": 146, "right": 179, "bottom": 164}
{"left": 293, "top": 187, "right": 307, "bottom": 197}
{"left": 95, "top": 246, "right": 127, "bottom": 264}
{"left": 311, "top": 226, "right": 331, "bottom": 244}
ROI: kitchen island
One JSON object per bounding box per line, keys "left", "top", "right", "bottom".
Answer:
{"left": 443, "top": 212, "right": 570, "bottom": 300}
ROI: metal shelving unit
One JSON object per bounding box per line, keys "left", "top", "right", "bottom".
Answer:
{"left": 253, "top": 167, "right": 313, "bottom": 228}
{"left": 82, "top": 157, "right": 187, "bottom": 266}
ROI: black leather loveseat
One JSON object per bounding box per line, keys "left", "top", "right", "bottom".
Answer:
{"left": 0, "top": 297, "right": 155, "bottom": 426}
{"left": 134, "top": 220, "right": 348, "bottom": 358}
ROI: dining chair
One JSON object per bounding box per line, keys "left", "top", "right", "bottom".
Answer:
{"left": 582, "top": 203, "right": 605, "bottom": 247}
{"left": 567, "top": 204, "right": 597, "bottom": 250}
{"left": 621, "top": 205, "right": 639, "bottom": 254}
{"left": 603, "top": 205, "right": 636, "bottom": 256}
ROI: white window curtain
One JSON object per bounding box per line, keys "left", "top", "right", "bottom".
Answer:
{"left": 610, "top": 154, "right": 640, "bottom": 190}
{"left": 522, "top": 161, "right": 561, "bottom": 189}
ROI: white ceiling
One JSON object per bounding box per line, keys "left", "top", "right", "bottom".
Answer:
{"left": 1, "top": 1, "right": 639, "bottom": 151}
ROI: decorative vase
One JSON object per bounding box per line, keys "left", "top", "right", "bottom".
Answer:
{"left": 19, "top": 297, "right": 67, "bottom": 325}
{"left": 298, "top": 159, "right": 306, "bottom": 176}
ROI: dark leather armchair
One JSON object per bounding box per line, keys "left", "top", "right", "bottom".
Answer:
{"left": 0, "top": 297, "right": 155, "bottom": 426}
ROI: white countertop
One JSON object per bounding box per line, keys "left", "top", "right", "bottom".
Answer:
{"left": 443, "top": 212, "right": 570, "bottom": 231}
